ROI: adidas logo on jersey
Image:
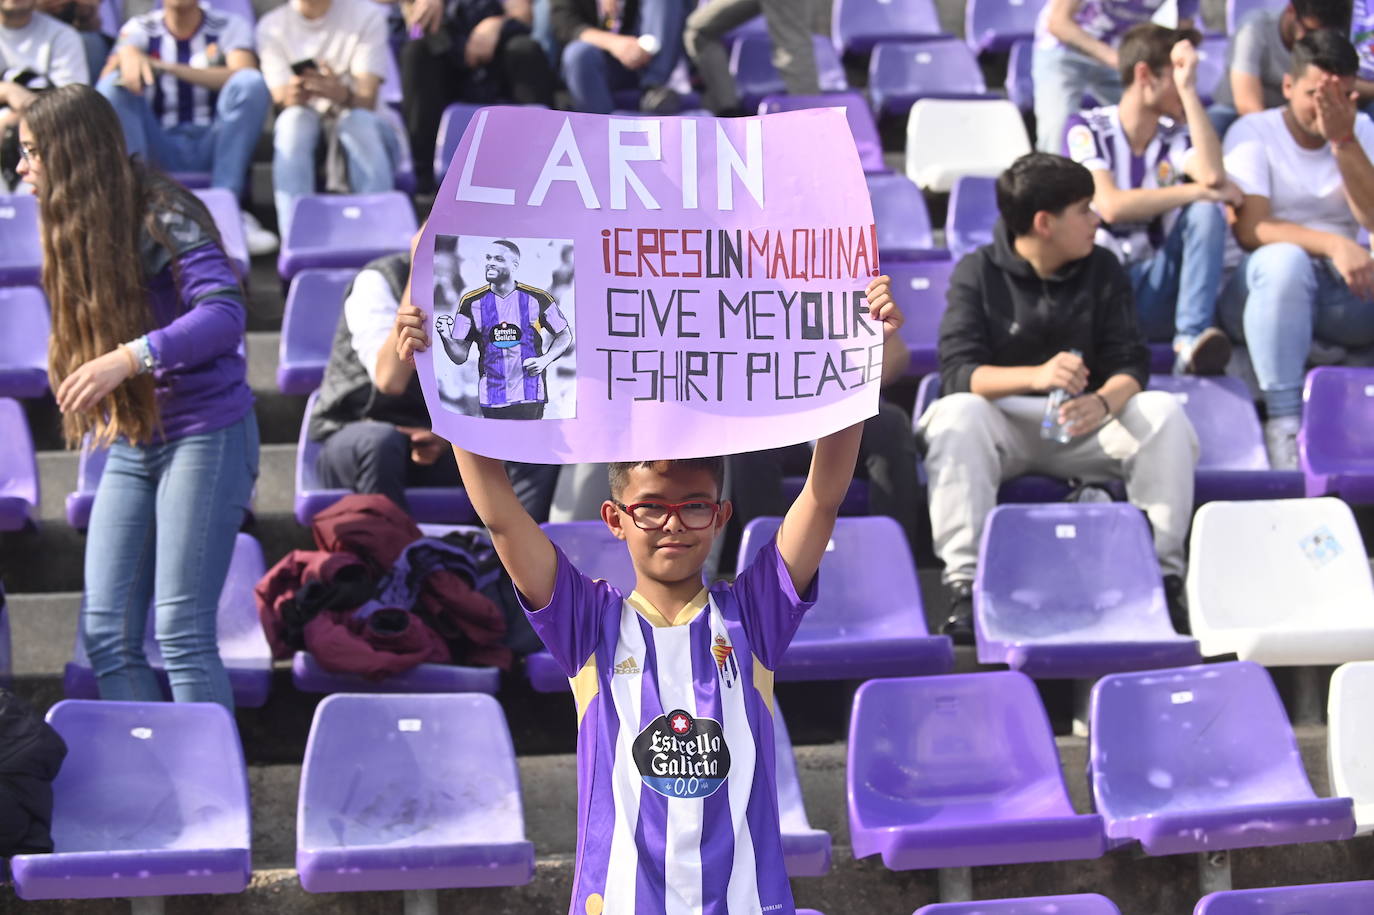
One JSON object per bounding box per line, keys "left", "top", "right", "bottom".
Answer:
{"left": 613, "top": 656, "right": 641, "bottom": 676}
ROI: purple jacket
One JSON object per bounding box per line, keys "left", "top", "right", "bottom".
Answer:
{"left": 140, "top": 201, "right": 254, "bottom": 440}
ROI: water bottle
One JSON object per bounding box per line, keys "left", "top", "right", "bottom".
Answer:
{"left": 1039, "top": 348, "right": 1082, "bottom": 444}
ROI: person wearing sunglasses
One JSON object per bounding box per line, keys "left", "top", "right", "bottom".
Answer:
{"left": 394, "top": 269, "right": 903, "bottom": 915}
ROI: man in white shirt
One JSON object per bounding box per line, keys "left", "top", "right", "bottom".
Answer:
{"left": 97, "top": 0, "right": 276, "bottom": 254}
{"left": 1220, "top": 29, "right": 1374, "bottom": 468}
{"left": 256, "top": 0, "right": 398, "bottom": 240}
{"left": 0, "top": 0, "right": 87, "bottom": 187}
{"left": 1064, "top": 25, "right": 1241, "bottom": 374}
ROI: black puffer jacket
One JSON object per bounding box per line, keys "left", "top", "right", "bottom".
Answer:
{"left": 0, "top": 689, "right": 68, "bottom": 857}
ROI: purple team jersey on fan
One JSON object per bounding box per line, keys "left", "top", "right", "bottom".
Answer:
{"left": 1036, "top": 0, "right": 1198, "bottom": 49}
{"left": 520, "top": 539, "right": 816, "bottom": 915}
{"left": 453, "top": 283, "right": 568, "bottom": 408}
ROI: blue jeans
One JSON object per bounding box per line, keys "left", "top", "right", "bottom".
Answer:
{"left": 561, "top": 0, "right": 685, "bottom": 113}
{"left": 1208, "top": 103, "right": 1238, "bottom": 143}
{"left": 97, "top": 69, "right": 271, "bottom": 198}
{"left": 1219, "top": 242, "right": 1374, "bottom": 417}
{"left": 1128, "top": 200, "right": 1228, "bottom": 346}
{"left": 1031, "top": 42, "right": 1122, "bottom": 153}
{"left": 82, "top": 413, "right": 259, "bottom": 710}
{"left": 272, "top": 105, "right": 400, "bottom": 239}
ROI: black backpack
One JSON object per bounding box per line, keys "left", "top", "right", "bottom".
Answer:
{"left": 0, "top": 687, "right": 67, "bottom": 857}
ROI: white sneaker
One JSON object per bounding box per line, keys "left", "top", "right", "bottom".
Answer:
{"left": 241, "top": 210, "right": 279, "bottom": 257}
{"left": 1263, "top": 414, "right": 1301, "bottom": 471}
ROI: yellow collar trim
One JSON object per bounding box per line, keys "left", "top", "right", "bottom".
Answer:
{"left": 625, "top": 587, "right": 710, "bottom": 628}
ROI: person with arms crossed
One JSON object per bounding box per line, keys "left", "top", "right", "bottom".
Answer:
{"left": 396, "top": 245, "right": 902, "bottom": 915}
{"left": 1219, "top": 29, "right": 1374, "bottom": 469}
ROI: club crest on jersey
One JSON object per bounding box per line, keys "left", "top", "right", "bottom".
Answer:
{"left": 1157, "top": 159, "right": 1176, "bottom": 186}
{"left": 632, "top": 709, "right": 731, "bottom": 799}
{"left": 712, "top": 634, "right": 739, "bottom": 688}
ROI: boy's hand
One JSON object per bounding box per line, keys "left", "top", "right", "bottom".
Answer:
{"left": 1033, "top": 351, "right": 1088, "bottom": 395}
{"left": 864, "top": 274, "right": 903, "bottom": 337}
{"left": 395, "top": 303, "right": 431, "bottom": 362}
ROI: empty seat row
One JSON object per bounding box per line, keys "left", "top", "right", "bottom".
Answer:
{"left": 915, "top": 883, "right": 1374, "bottom": 913}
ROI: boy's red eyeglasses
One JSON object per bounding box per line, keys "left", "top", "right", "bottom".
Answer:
{"left": 613, "top": 500, "right": 721, "bottom": 531}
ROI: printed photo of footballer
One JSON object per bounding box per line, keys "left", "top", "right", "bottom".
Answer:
{"left": 431, "top": 234, "right": 576, "bottom": 420}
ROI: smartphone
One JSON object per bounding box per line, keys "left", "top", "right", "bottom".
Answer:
{"left": 290, "top": 58, "right": 318, "bottom": 76}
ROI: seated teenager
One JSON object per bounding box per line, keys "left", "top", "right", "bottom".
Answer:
{"left": 549, "top": 0, "right": 685, "bottom": 114}
{"left": 870, "top": 152, "right": 1199, "bottom": 643}
{"left": 1220, "top": 29, "right": 1374, "bottom": 469}
{"left": 1064, "top": 24, "right": 1240, "bottom": 374}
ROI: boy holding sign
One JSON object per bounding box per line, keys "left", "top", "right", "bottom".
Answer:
{"left": 396, "top": 289, "right": 901, "bottom": 915}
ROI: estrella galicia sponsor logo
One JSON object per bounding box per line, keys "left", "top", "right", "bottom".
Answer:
{"left": 633, "top": 709, "right": 731, "bottom": 799}
{"left": 490, "top": 321, "right": 522, "bottom": 348}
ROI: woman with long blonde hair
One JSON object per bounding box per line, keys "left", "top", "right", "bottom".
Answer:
{"left": 20, "top": 84, "right": 258, "bottom": 710}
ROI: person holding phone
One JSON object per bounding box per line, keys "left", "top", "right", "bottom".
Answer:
{"left": 0, "top": 0, "right": 87, "bottom": 189}
{"left": 256, "top": 0, "right": 398, "bottom": 239}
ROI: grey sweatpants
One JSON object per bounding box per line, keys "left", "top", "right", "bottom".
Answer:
{"left": 920, "top": 391, "right": 1199, "bottom": 580}
{"left": 684, "top": 0, "right": 820, "bottom": 113}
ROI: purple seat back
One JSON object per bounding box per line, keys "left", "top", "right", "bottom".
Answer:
{"left": 64, "top": 534, "right": 273, "bottom": 707}
{"left": 947, "top": 175, "right": 998, "bottom": 258}
{"left": 542, "top": 520, "right": 637, "bottom": 592}
{"left": 278, "top": 192, "right": 418, "bottom": 280}
{"left": 869, "top": 39, "right": 992, "bottom": 115}
{"left": 98, "top": 0, "right": 120, "bottom": 36}
{"left": 381, "top": 43, "right": 402, "bottom": 108}
{"left": 1301, "top": 367, "right": 1374, "bottom": 497}
{"left": 1007, "top": 39, "right": 1034, "bottom": 111}
{"left": 868, "top": 172, "right": 936, "bottom": 257}
{"left": 297, "top": 693, "right": 533, "bottom": 892}
{"left": 1195, "top": 882, "right": 1374, "bottom": 914}
{"left": 0, "top": 286, "right": 50, "bottom": 398}
{"left": 730, "top": 35, "right": 847, "bottom": 107}
{"left": 0, "top": 195, "right": 43, "bottom": 285}
{"left": 916, "top": 896, "right": 1121, "bottom": 914}
{"left": 757, "top": 92, "right": 886, "bottom": 172}
{"left": 1090, "top": 661, "right": 1339, "bottom": 845}
{"left": 1227, "top": 0, "right": 1287, "bottom": 34}
{"left": 833, "top": 0, "right": 944, "bottom": 54}
{"left": 887, "top": 258, "right": 954, "bottom": 376}
{"left": 1148, "top": 374, "right": 1268, "bottom": 471}
{"left": 1196, "top": 36, "right": 1228, "bottom": 105}
{"left": 192, "top": 188, "right": 249, "bottom": 277}
{"left": 773, "top": 703, "right": 832, "bottom": 876}
{"left": 277, "top": 268, "right": 355, "bottom": 394}
{"left": 65, "top": 438, "right": 108, "bottom": 530}
{"left": 964, "top": 0, "right": 1045, "bottom": 53}
{"left": 381, "top": 105, "right": 417, "bottom": 193}
{"left": 435, "top": 103, "right": 484, "bottom": 184}
{"left": 0, "top": 397, "right": 37, "bottom": 530}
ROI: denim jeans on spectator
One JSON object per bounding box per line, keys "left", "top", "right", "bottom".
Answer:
{"left": 97, "top": 69, "right": 271, "bottom": 198}
{"left": 82, "top": 412, "right": 259, "bottom": 711}
{"left": 272, "top": 105, "right": 400, "bottom": 239}
{"left": 1128, "top": 200, "right": 1228, "bottom": 347}
{"left": 1219, "top": 242, "right": 1374, "bottom": 417}
{"left": 560, "top": 0, "right": 685, "bottom": 113}
{"left": 1207, "top": 103, "right": 1238, "bottom": 143}
{"left": 532, "top": 0, "right": 560, "bottom": 65}
{"left": 1031, "top": 42, "right": 1122, "bottom": 153}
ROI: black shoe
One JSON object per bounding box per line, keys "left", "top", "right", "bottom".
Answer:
{"left": 1163, "top": 574, "right": 1190, "bottom": 635}
{"left": 942, "top": 580, "right": 975, "bottom": 645}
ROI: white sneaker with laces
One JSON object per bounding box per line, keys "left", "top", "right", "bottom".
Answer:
{"left": 241, "top": 210, "right": 279, "bottom": 257}
{"left": 1263, "top": 414, "right": 1301, "bottom": 471}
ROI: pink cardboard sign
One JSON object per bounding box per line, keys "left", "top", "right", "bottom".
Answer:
{"left": 413, "top": 106, "right": 881, "bottom": 463}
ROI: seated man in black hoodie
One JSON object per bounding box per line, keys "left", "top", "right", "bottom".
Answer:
{"left": 868, "top": 152, "right": 1199, "bottom": 643}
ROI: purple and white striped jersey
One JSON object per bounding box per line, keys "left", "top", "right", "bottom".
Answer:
{"left": 453, "top": 283, "right": 568, "bottom": 408}
{"left": 521, "top": 540, "right": 815, "bottom": 915}
{"left": 117, "top": 5, "right": 254, "bottom": 129}
{"left": 1035, "top": 0, "right": 1198, "bottom": 49}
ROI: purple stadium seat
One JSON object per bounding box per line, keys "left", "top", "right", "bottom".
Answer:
{"left": 1089, "top": 661, "right": 1355, "bottom": 855}
{"left": 0, "top": 398, "right": 37, "bottom": 531}
{"left": 435, "top": 102, "right": 483, "bottom": 184}
{"left": 868, "top": 172, "right": 939, "bottom": 259}
{"left": 833, "top": 0, "right": 945, "bottom": 55}
{"left": 192, "top": 187, "right": 250, "bottom": 277}
{"left": 381, "top": 105, "right": 417, "bottom": 194}
{"left": 1149, "top": 374, "right": 1302, "bottom": 500}
{"left": 964, "top": 0, "right": 1046, "bottom": 53}
{"left": 0, "top": 195, "right": 42, "bottom": 286}
{"left": 98, "top": 0, "right": 120, "bottom": 34}
{"left": 1007, "top": 39, "right": 1034, "bottom": 111}
{"left": 277, "top": 191, "right": 417, "bottom": 280}
{"left": 1300, "top": 366, "right": 1374, "bottom": 501}
{"left": 774, "top": 703, "right": 832, "bottom": 877}
{"left": 297, "top": 693, "right": 534, "bottom": 893}
{"left": 869, "top": 39, "right": 997, "bottom": 116}
{"left": 974, "top": 503, "right": 1201, "bottom": 677}
{"left": 849, "top": 671, "right": 1106, "bottom": 870}
{"left": 63, "top": 534, "right": 274, "bottom": 707}
{"left": 291, "top": 649, "right": 499, "bottom": 695}
{"left": 10, "top": 699, "right": 250, "bottom": 901}
{"left": 739, "top": 516, "right": 954, "bottom": 680}
{"left": 886, "top": 258, "right": 955, "bottom": 376}
{"left": 916, "top": 896, "right": 1120, "bottom": 915}
{"left": 277, "top": 268, "right": 355, "bottom": 394}
{"left": 1196, "top": 35, "right": 1228, "bottom": 106}
{"left": 947, "top": 175, "right": 998, "bottom": 259}
{"left": 758, "top": 92, "right": 887, "bottom": 173}
{"left": 730, "top": 35, "right": 848, "bottom": 109}
{"left": 1227, "top": 0, "right": 1287, "bottom": 34}
{"left": 1195, "top": 882, "right": 1374, "bottom": 914}
{"left": 64, "top": 439, "right": 106, "bottom": 530}
{"left": 0, "top": 286, "right": 50, "bottom": 398}
{"left": 295, "top": 389, "right": 475, "bottom": 525}
{"left": 171, "top": 171, "right": 213, "bottom": 188}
